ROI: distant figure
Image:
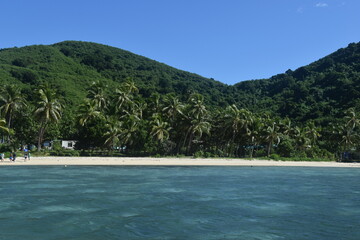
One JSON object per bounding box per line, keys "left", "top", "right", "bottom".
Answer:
{"left": 24, "top": 149, "right": 29, "bottom": 161}
{"left": 0, "top": 153, "right": 4, "bottom": 161}
{"left": 28, "top": 152, "right": 31, "bottom": 161}
{"left": 9, "top": 153, "right": 13, "bottom": 162}
{"left": 13, "top": 152, "right": 16, "bottom": 162}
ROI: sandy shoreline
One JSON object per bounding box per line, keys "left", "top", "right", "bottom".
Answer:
{"left": 0, "top": 156, "right": 359, "bottom": 167}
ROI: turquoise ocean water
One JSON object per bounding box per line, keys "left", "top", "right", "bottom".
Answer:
{"left": 0, "top": 166, "right": 359, "bottom": 240}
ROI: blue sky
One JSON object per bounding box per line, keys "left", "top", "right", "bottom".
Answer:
{"left": 1, "top": 0, "right": 359, "bottom": 85}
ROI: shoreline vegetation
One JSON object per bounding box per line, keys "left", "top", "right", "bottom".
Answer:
{"left": 1, "top": 156, "right": 359, "bottom": 167}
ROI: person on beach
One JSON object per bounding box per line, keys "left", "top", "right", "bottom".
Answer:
{"left": 0, "top": 153, "right": 4, "bottom": 161}
{"left": 9, "top": 153, "right": 13, "bottom": 162}
{"left": 13, "top": 152, "right": 16, "bottom": 162}
{"left": 24, "top": 149, "right": 28, "bottom": 161}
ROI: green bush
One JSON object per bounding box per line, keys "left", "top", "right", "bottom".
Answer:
{"left": 269, "top": 153, "right": 281, "bottom": 160}
{"left": 254, "top": 149, "right": 267, "bottom": 158}
{"left": 276, "top": 138, "right": 295, "bottom": 157}
{"left": 194, "top": 151, "right": 204, "bottom": 158}
{"left": 0, "top": 144, "right": 12, "bottom": 153}
{"left": 51, "top": 149, "right": 80, "bottom": 156}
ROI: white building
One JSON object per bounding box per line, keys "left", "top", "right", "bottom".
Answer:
{"left": 61, "top": 140, "right": 77, "bottom": 150}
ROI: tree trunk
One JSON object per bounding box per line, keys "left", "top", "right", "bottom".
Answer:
{"left": 6, "top": 111, "right": 12, "bottom": 143}
{"left": 37, "top": 127, "right": 43, "bottom": 152}
{"left": 267, "top": 141, "right": 272, "bottom": 157}
{"left": 250, "top": 146, "right": 254, "bottom": 158}
{"left": 187, "top": 132, "right": 194, "bottom": 155}
{"left": 37, "top": 122, "right": 47, "bottom": 152}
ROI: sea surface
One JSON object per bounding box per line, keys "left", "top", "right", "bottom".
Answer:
{"left": 0, "top": 166, "right": 359, "bottom": 240}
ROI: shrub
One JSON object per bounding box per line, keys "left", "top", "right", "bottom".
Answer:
{"left": 51, "top": 149, "right": 80, "bottom": 156}
{"left": 0, "top": 144, "right": 12, "bottom": 153}
{"left": 194, "top": 151, "right": 204, "bottom": 158}
{"left": 269, "top": 153, "right": 281, "bottom": 160}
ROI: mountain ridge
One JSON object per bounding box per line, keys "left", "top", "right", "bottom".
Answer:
{"left": 0, "top": 40, "right": 359, "bottom": 121}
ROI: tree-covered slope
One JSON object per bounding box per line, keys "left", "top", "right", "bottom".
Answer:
{"left": 0, "top": 40, "right": 359, "bottom": 121}
{"left": 0, "top": 41, "right": 233, "bottom": 107}
{"left": 0, "top": 41, "right": 359, "bottom": 158}
{"left": 234, "top": 42, "right": 360, "bottom": 122}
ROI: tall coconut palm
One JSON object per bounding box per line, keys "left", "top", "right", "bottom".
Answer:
{"left": 246, "top": 116, "right": 263, "bottom": 158}
{"left": 162, "top": 95, "right": 184, "bottom": 124}
{"left": 188, "top": 93, "right": 207, "bottom": 120}
{"left": 78, "top": 100, "right": 103, "bottom": 126}
{"left": 293, "top": 126, "right": 311, "bottom": 151}
{"left": 345, "top": 108, "right": 359, "bottom": 131}
{"left": 264, "top": 120, "right": 281, "bottom": 157}
{"left": 114, "top": 88, "right": 132, "bottom": 114}
{"left": 87, "top": 81, "right": 108, "bottom": 111}
{"left": 34, "top": 86, "right": 63, "bottom": 151}
{"left": 183, "top": 117, "right": 211, "bottom": 154}
{"left": 0, "top": 85, "right": 26, "bottom": 129}
{"left": 148, "top": 93, "right": 162, "bottom": 114}
{"left": 121, "top": 114, "right": 140, "bottom": 147}
{"left": 222, "top": 105, "right": 253, "bottom": 156}
{"left": 103, "top": 119, "right": 123, "bottom": 150}
{"left": 333, "top": 108, "right": 360, "bottom": 158}
{"left": 222, "top": 105, "right": 242, "bottom": 143}
{"left": 340, "top": 127, "right": 358, "bottom": 154}
{"left": 150, "top": 118, "right": 171, "bottom": 143}
{"left": 305, "top": 121, "right": 321, "bottom": 146}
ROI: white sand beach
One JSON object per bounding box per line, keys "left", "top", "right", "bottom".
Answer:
{"left": 0, "top": 156, "right": 359, "bottom": 167}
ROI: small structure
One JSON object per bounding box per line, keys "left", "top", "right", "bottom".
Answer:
{"left": 61, "top": 140, "right": 77, "bottom": 150}
{"left": 43, "top": 140, "right": 77, "bottom": 150}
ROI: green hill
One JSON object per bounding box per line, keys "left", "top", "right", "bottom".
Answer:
{"left": 0, "top": 41, "right": 233, "bottom": 107}
{"left": 234, "top": 42, "right": 360, "bottom": 122}
{"left": 0, "top": 40, "right": 359, "bottom": 158}
{"left": 0, "top": 40, "right": 359, "bottom": 121}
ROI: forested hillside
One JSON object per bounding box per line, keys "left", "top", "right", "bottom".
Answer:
{"left": 0, "top": 41, "right": 233, "bottom": 108}
{"left": 234, "top": 42, "right": 360, "bottom": 123}
{"left": 0, "top": 41, "right": 359, "bottom": 159}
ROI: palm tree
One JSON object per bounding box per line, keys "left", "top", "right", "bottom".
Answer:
{"left": 123, "top": 78, "right": 138, "bottom": 94}
{"left": 150, "top": 118, "right": 171, "bottom": 143}
{"left": 78, "top": 100, "right": 103, "bottom": 126}
{"left": 162, "top": 95, "right": 184, "bottom": 123}
{"left": 0, "top": 119, "right": 9, "bottom": 133}
{"left": 221, "top": 105, "right": 253, "bottom": 156}
{"left": 183, "top": 117, "right": 211, "bottom": 154}
{"left": 34, "top": 86, "right": 63, "bottom": 151}
{"left": 293, "top": 126, "right": 311, "bottom": 152}
{"left": 114, "top": 88, "right": 132, "bottom": 114}
{"left": 333, "top": 108, "right": 360, "bottom": 160}
{"left": 188, "top": 93, "right": 207, "bottom": 120}
{"left": 0, "top": 85, "right": 26, "bottom": 129}
{"left": 103, "top": 119, "right": 123, "bottom": 150}
{"left": 345, "top": 108, "right": 359, "bottom": 131}
{"left": 121, "top": 114, "right": 141, "bottom": 147}
{"left": 87, "top": 81, "right": 108, "bottom": 111}
{"left": 304, "top": 121, "right": 321, "bottom": 146}
{"left": 280, "top": 117, "right": 293, "bottom": 137}
{"left": 246, "top": 116, "right": 263, "bottom": 158}
{"left": 264, "top": 120, "right": 281, "bottom": 157}
{"left": 148, "top": 93, "right": 162, "bottom": 114}
{"left": 222, "top": 105, "right": 242, "bottom": 144}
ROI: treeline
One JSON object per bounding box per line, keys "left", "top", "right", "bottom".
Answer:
{"left": 0, "top": 81, "right": 359, "bottom": 160}
{"left": 1, "top": 41, "right": 359, "bottom": 127}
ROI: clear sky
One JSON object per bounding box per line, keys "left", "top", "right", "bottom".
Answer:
{"left": 1, "top": 0, "right": 359, "bottom": 85}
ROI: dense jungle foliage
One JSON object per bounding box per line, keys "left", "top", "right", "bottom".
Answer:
{"left": 0, "top": 41, "right": 359, "bottom": 159}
